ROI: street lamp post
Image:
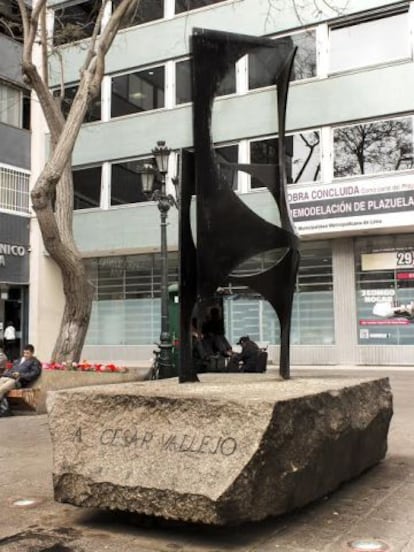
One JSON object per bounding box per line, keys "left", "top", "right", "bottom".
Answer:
{"left": 141, "top": 141, "right": 177, "bottom": 379}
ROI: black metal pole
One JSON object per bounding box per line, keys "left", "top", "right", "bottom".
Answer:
{"left": 157, "top": 175, "right": 173, "bottom": 379}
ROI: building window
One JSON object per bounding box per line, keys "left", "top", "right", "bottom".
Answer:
{"left": 329, "top": 10, "right": 410, "bottom": 73}
{"left": 334, "top": 117, "right": 414, "bottom": 178}
{"left": 111, "top": 158, "right": 153, "bottom": 205}
{"left": 223, "top": 241, "right": 334, "bottom": 345}
{"left": 53, "top": 85, "right": 101, "bottom": 123}
{"left": 175, "top": 0, "right": 227, "bottom": 14}
{"left": 53, "top": 0, "right": 99, "bottom": 46}
{"left": 113, "top": 0, "right": 164, "bottom": 28}
{"left": 0, "top": 82, "right": 21, "bottom": 127}
{"left": 355, "top": 234, "right": 414, "bottom": 345}
{"left": 0, "top": 83, "right": 30, "bottom": 130}
{"left": 248, "top": 30, "right": 317, "bottom": 90}
{"left": 111, "top": 66, "right": 165, "bottom": 118}
{"left": 84, "top": 253, "right": 179, "bottom": 345}
{"left": 292, "top": 241, "right": 334, "bottom": 345}
{"left": 0, "top": 1, "right": 23, "bottom": 40}
{"left": 215, "top": 144, "right": 239, "bottom": 190}
{"left": 22, "top": 90, "right": 30, "bottom": 130}
{"left": 0, "top": 164, "right": 30, "bottom": 214}
{"left": 73, "top": 166, "right": 102, "bottom": 210}
{"left": 175, "top": 59, "right": 235, "bottom": 105}
{"left": 250, "top": 131, "right": 321, "bottom": 188}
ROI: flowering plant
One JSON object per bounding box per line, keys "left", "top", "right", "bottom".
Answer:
{"left": 42, "top": 361, "right": 128, "bottom": 373}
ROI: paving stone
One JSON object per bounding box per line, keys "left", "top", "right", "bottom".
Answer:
{"left": 2, "top": 369, "right": 414, "bottom": 551}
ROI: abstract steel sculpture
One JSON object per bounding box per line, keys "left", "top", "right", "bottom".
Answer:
{"left": 179, "top": 28, "right": 300, "bottom": 383}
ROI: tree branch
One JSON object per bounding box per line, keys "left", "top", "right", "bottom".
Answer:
{"left": 17, "top": 0, "right": 65, "bottom": 141}
{"left": 40, "top": 2, "right": 48, "bottom": 88}
{"left": 80, "top": 0, "right": 110, "bottom": 74}
{"left": 15, "top": 0, "right": 29, "bottom": 43}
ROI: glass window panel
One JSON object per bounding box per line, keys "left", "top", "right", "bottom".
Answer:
{"left": 175, "top": 0, "right": 227, "bottom": 14}
{"left": 215, "top": 144, "right": 238, "bottom": 191}
{"left": 250, "top": 131, "right": 320, "bottom": 188}
{"left": 0, "top": 2, "right": 22, "bottom": 40}
{"left": 111, "top": 157, "right": 154, "bottom": 205}
{"left": 84, "top": 245, "right": 332, "bottom": 347}
{"left": 113, "top": 0, "right": 164, "bottom": 28}
{"left": 224, "top": 297, "right": 261, "bottom": 344}
{"left": 223, "top": 241, "right": 334, "bottom": 346}
{"left": 334, "top": 117, "right": 414, "bottom": 178}
{"left": 291, "top": 132, "right": 321, "bottom": 182}
{"left": 73, "top": 166, "right": 101, "bottom": 209}
{"left": 330, "top": 12, "right": 410, "bottom": 73}
{"left": 355, "top": 234, "right": 414, "bottom": 345}
{"left": 111, "top": 66, "right": 165, "bottom": 117}
{"left": 53, "top": 85, "right": 101, "bottom": 123}
{"left": 291, "top": 291, "right": 335, "bottom": 345}
{"left": 249, "top": 137, "right": 278, "bottom": 190}
{"left": 85, "top": 253, "right": 178, "bottom": 345}
{"left": 217, "top": 65, "right": 236, "bottom": 96}
{"left": 175, "top": 59, "right": 235, "bottom": 105}
{"left": 175, "top": 59, "right": 192, "bottom": 104}
{"left": 0, "top": 82, "right": 21, "bottom": 127}
{"left": 249, "top": 30, "right": 316, "bottom": 90}
{"left": 54, "top": 0, "right": 98, "bottom": 46}
{"left": 229, "top": 249, "right": 287, "bottom": 279}
{"left": 292, "top": 241, "right": 334, "bottom": 344}
{"left": 22, "top": 90, "right": 30, "bottom": 130}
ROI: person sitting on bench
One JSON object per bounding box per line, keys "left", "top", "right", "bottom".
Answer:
{"left": 227, "top": 336, "right": 260, "bottom": 373}
{"left": 0, "top": 344, "right": 41, "bottom": 416}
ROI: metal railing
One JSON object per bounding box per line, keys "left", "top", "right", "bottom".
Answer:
{"left": 0, "top": 163, "right": 30, "bottom": 214}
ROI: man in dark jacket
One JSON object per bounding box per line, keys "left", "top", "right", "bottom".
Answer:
{"left": 0, "top": 344, "right": 41, "bottom": 415}
{"left": 227, "top": 336, "right": 260, "bottom": 373}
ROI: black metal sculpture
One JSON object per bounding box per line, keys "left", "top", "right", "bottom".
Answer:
{"left": 179, "top": 28, "right": 300, "bottom": 383}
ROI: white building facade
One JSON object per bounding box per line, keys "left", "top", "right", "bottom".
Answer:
{"left": 31, "top": 0, "right": 414, "bottom": 365}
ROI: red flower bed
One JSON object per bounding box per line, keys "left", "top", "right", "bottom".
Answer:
{"left": 42, "top": 361, "right": 128, "bottom": 373}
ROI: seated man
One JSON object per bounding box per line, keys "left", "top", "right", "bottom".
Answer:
{"left": 227, "top": 336, "right": 260, "bottom": 373}
{"left": 0, "top": 344, "right": 41, "bottom": 416}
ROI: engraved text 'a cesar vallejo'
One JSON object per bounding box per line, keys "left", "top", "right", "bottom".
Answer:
{"left": 73, "top": 426, "right": 238, "bottom": 457}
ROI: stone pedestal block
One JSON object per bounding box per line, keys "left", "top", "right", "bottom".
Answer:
{"left": 47, "top": 374, "right": 392, "bottom": 525}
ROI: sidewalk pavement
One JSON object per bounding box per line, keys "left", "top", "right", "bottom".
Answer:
{"left": 0, "top": 368, "right": 413, "bottom": 552}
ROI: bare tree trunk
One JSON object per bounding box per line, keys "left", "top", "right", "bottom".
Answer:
{"left": 31, "top": 163, "right": 94, "bottom": 362}
{"left": 51, "top": 259, "right": 94, "bottom": 362}
{"left": 52, "top": 164, "right": 94, "bottom": 362}
{"left": 16, "top": 0, "right": 140, "bottom": 362}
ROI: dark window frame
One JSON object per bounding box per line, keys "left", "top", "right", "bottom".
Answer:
{"left": 174, "top": 0, "right": 229, "bottom": 15}
{"left": 110, "top": 156, "right": 155, "bottom": 206}
{"left": 52, "top": 84, "right": 101, "bottom": 123}
{"left": 53, "top": 0, "right": 99, "bottom": 46}
{"left": 73, "top": 165, "right": 102, "bottom": 210}
{"left": 111, "top": 65, "right": 165, "bottom": 118}
{"left": 333, "top": 115, "right": 414, "bottom": 179}
{"left": 249, "top": 129, "right": 321, "bottom": 188}
{"left": 248, "top": 28, "right": 318, "bottom": 90}
{"left": 175, "top": 57, "right": 236, "bottom": 105}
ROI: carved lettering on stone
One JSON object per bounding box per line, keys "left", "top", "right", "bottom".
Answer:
{"left": 75, "top": 426, "right": 238, "bottom": 457}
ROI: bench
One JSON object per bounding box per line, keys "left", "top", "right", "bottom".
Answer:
{"left": 6, "top": 388, "right": 41, "bottom": 411}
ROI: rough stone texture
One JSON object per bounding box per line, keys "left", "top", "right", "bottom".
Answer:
{"left": 29, "top": 367, "right": 145, "bottom": 414}
{"left": 47, "top": 374, "right": 392, "bottom": 525}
